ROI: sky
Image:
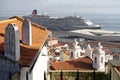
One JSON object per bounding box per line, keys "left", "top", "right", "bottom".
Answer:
{"left": 0, "top": 0, "right": 120, "bottom": 17}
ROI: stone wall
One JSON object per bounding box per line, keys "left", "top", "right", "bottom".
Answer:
{"left": 0, "top": 54, "right": 20, "bottom": 80}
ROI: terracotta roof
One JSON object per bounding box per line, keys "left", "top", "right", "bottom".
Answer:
{"left": 50, "top": 57, "right": 93, "bottom": 70}
{"left": 63, "top": 50, "right": 70, "bottom": 56}
{"left": 53, "top": 43, "right": 64, "bottom": 47}
{"left": 102, "top": 47, "right": 112, "bottom": 55}
{"left": 0, "top": 16, "right": 50, "bottom": 66}
{"left": 92, "top": 47, "right": 112, "bottom": 55}
{"left": 86, "top": 41, "right": 120, "bottom": 51}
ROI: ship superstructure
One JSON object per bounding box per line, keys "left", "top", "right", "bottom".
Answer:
{"left": 24, "top": 13, "right": 102, "bottom": 31}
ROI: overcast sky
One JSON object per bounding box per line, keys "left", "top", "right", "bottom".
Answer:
{"left": 1, "top": 0, "right": 120, "bottom": 17}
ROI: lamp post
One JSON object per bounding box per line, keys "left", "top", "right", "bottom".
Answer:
{"left": 44, "top": 71, "right": 46, "bottom": 80}
{"left": 93, "top": 69, "right": 95, "bottom": 80}
{"left": 60, "top": 70, "right": 63, "bottom": 80}
{"left": 76, "top": 70, "right": 79, "bottom": 80}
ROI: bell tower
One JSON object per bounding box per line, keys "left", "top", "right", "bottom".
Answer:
{"left": 92, "top": 42, "right": 105, "bottom": 71}
{"left": 70, "top": 39, "right": 83, "bottom": 59}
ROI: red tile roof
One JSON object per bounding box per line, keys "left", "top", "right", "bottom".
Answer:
{"left": 93, "top": 47, "right": 112, "bottom": 55}
{"left": 53, "top": 43, "right": 64, "bottom": 47}
{"left": 63, "top": 50, "right": 71, "bottom": 56}
{"left": 50, "top": 57, "right": 93, "bottom": 70}
{"left": 0, "top": 16, "right": 50, "bottom": 66}
{"left": 102, "top": 47, "right": 112, "bottom": 55}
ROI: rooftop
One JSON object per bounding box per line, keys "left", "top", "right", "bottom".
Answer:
{"left": 0, "top": 16, "right": 50, "bottom": 66}
{"left": 109, "top": 60, "right": 120, "bottom": 67}
{"left": 50, "top": 57, "right": 93, "bottom": 70}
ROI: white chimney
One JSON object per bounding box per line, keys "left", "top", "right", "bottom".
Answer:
{"left": 22, "top": 18, "right": 32, "bottom": 46}
{"left": 4, "top": 23, "right": 20, "bottom": 61}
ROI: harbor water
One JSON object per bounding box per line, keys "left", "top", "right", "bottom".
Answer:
{"left": 82, "top": 14, "right": 120, "bottom": 31}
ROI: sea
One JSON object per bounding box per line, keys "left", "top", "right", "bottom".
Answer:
{"left": 81, "top": 14, "right": 120, "bottom": 32}
{"left": 0, "top": 14, "right": 120, "bottom": 32}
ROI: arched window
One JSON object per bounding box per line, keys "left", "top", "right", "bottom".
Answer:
{"left": 101, "top": 57, "right": 103, "bottom": 63}
{"left": 80, "top": 52, "right": 82, "bottom": 56}
{"left": 77, "top": 51, "right": 79, "bottom": 57}
{"left": 71, "top": 52, "right": 73, "bottom": 57}
{"left": 95, "top": 57, "right": 97, "bottom": 63}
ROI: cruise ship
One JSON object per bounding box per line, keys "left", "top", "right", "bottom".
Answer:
{"left": 24, "top": 11, "right": 102, "bottom": 31}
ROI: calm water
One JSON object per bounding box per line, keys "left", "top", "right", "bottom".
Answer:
{"left": 0, "top": 14, "right": 120, "bottom": 31}
{"left": 82, "top": 14, "right": 120, "bottom": 31}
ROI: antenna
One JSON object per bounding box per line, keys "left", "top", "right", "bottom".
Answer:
{"left": 74, "top": 12, "right": 76, "bottom": 17}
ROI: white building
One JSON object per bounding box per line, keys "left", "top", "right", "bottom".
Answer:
{"left": 19, "top": 17, "right": 50, "bottom": 80}
{"left": 70, "top": 39, "right": 113, "bottom": 71}
{"left": 92, "top": 42, "right": 105, "bottom": 71}
{"left": 70, "top": 39, "right": 85, "bottom": 59}
{"left": 47, "top": 37, "right": 58, "bottom": 47}
{"left": 85, "top": 44, "right": 93, "bottom": 59}
{"left": 0, "top": 16, "right": 50, "bottom": 80}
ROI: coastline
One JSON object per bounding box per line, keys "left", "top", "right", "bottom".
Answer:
{"left": 70, "top": 29, "right": 120, "bottom": 35}
{"left": 70, "top": 29, "right": 120, "bottom": 42}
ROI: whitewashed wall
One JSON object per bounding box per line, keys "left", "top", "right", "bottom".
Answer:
{"left": 105, "top": 54, "right": 113, "bottom": 62}
{"left": 20, "top": 67, "right": 29, "bottom": 80}
{"left": 30, "top": 46, "right": 49, "bottom": 80}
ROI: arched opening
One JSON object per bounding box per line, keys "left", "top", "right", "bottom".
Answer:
{"left": 77, "top": 51, "right": 79, "bottom": 57}
{"left": 95, "top": 57, "right": 97, "bottom": 63}
{"left": 71, "top": 52, "right": 73, "bottom": 58}
{"left": 101, "top": 57, "right": 103, "bottom": 63}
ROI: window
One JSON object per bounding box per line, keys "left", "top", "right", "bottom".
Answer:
{"left": 101, "top": 57, "right": 103, "bottom": 63}
{"left": 77, "top": 51, "right": 79, "bottom": 57}
{"left": 80, "top": 52, "right": 83, "bottom": 56}
{"left": 95, "top": 57, "right": 97, "bottom": 63}
{"left": 71, "top": 52, "right": 73, "bottom": 57}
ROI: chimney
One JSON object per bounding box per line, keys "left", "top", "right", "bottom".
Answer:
{"left": 4, "top": 23, "right": 20, "bottom": 61}
{"left": 22, "top": 18, "right": 32, "bottom": 46}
